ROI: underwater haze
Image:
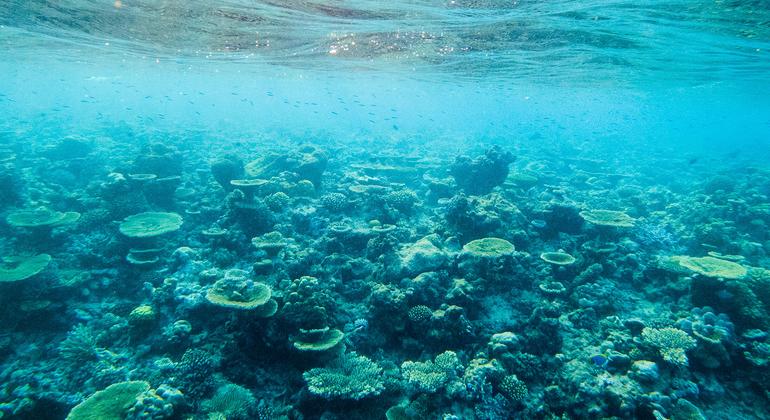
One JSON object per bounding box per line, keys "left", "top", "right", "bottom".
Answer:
{"left": 1, "top": 1, "right": 770, "bottom": 419}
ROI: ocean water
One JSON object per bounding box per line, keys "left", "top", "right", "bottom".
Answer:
{"left": 1, "top": 1, "right": 770, "bottom": 419}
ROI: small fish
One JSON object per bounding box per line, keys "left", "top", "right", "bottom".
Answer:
{"left": 590, "top": 354, "right": 608, "bottom": 368}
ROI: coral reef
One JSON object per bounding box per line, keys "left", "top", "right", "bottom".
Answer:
{"left": 1, "top": 137, "right": 769, "bottom": 420}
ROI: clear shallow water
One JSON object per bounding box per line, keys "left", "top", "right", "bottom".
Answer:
{"left": 2, "top": 0, "right": 770, "bottom": 156}
{"left": 2, "top": 1, "right": 770, "bottom": 419}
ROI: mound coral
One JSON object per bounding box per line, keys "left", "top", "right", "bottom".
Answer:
{"left": 450, "top": 146, "right": 515, "bottom": 195}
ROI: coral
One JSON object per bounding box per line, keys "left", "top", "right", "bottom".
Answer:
{"left": 498, "top": 374, "right": 527, "bottom": 402}
{"left": 251, "top": 231, "right": 289, "bottom": 257}
{"left": 635, "top": 221, "right": 679, "bottom": 250}
{"left": 205, "top": 269, "right": 274, "bottom": 313}
{"left": 6, "top": 207, "right": 80, "bottom": 228}
{"left": 450, "top": 146, "right": 514, "bottom": 195}
{"left": 320, "top": 192, "right": 349, "bottom": 212}
{"left": 385, "top": 189, "right": 419, "bottom": 212}
{"left": 292, "top": 327, "right": 345, "bottom": 352}
{"left": 641, "top": 327, "right": 697, "bottom": 367}
{"left": 59, "top": 324, "right": 101, "bottom": 365}
{"left": 630, "top": 360, "right": 659, "bottom": 383}
{"left": 246, "top": 146, "right": 328, "bottom": 185}
{"left": 579, "top": 209, "right": 635, "bottom": 228}
{"left": 264, "top": 191, "right": 291, "bottom": 212}
{"left": 303, "top": 353, "right": 384, "bottom": 400}
{"left": 401, "top": 351, "right": 462, "bottom": 393}
{"left": 230, "top": 178, "right": 269, "bottom": 196}
{"left": 281, "top": 276, "right": 336, "bottom": 329}
{"left": 202, "top": 383, "right": 256, "bottom": 420}
{"left": 673, "top": 256, "right": 747, "bottom": 279}
{"left": 461, "top": 357, "right": 505, "bottom": 399}
{"left": 132, "top": 143, "right": 183, "bottom": 177}
{"left": 174, "top": 348, "right": 219, "bottom": 400}
{"left": 540, "top": 251, "right": 576, "bottom": 266}
{"left": 397, "top": 235, "right": 448, "bottom": 276}
{"left": 119, "top": 212, "right": 184, "bottom": 238}
{"left": 66, "top": 381, "right": 150, "bottom": 420}
{"left": 444, "top": 194, "right": 520, "bottom": 240}
{"left": 461, "top": 237, "right": 515, "bottom": 258}
{"left": 408, "top": 305, "right": 433, "bottom": 323}
{"left": 225, "top": 190, "right": 275, "bottom": 235}
{"left": 128, "top": 305, "right": 156, "bottom": 326}
{"left": 0, "top": 254, "right": 51, "bottom": 282}
{"left": 210, "top": 155, "right": 244, "bottom": 190}
{"left": 126, "top": 385, "right": 183, "bottom": 420}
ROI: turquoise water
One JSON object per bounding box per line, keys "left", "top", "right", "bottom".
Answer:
{"left": 2, "top": 1, "right": 770, "bottom": 419}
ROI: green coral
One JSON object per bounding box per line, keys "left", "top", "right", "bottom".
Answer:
{"left": 579, "top": 209, "right": 635, "bottom": 227}
{"left": 461, "top": 237, "right": 515, "bottom": 258}
{"left": 498, "top": 374, "right": 528, "bottom": 402}
{"left": 303, "top": 353, "right": 384, "bottom": 400}
{"left": 408, "top": 305, "right": 433, "bottom": 323}
{"left": 202, "top": 383, "right": 256, "bottom": 420}
{"left": 292, "top": 327, "right": 344, "bottom": 352}
{"left": 673, "top": 255, "right": 747, "bottom": 279}
{"left": 118, "top": 212, "right": 183, "bottom": 238}
{"left": 205, "top": 270, "right": 274, "bottom": 313}
{"left": 540, "top": 251, "right": 576, "bottom": 265}
{"left": 66, "top": 381, "right": 149, "bottom": 420}
{"left": 6, "top": 207, "right": 80, "bottom": 228}
{"left": 0, "top": 254, "right": 51, "bottom": 282}
{"left": 401, "top": 351, "right": 462, "bottom": 393}
{"left": 128, "top": 305, "right": 155, "bottom": 326}
{"left": 641, "top": 327, "right": 696, "bottom": 366}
